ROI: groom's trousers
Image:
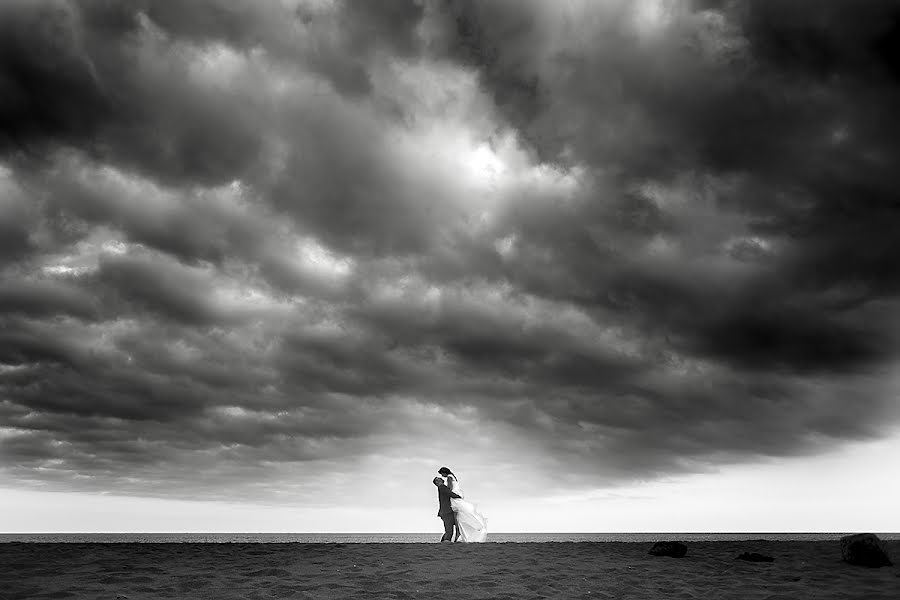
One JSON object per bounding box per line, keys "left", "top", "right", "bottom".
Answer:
{"left": 439, "top": 513, "right": 456, "bottom": 542}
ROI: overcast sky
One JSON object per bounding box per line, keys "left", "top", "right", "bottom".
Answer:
{"left": 2, "top": 0, "right": 900, "bottom": 534}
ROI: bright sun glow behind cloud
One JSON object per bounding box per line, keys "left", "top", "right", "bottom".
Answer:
{"left": 462, "top": 143, "right": 506, "bottom": 185}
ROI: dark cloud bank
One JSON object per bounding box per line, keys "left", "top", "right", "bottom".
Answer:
{"left": 2, "top": 0, "right": 900, "bottom": 503}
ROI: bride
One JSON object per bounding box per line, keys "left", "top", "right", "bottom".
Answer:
{"left": 438, "top": 467, "right": 487, "bottom": 542}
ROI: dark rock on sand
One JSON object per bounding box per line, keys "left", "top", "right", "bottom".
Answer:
{"left": 648, "top": 541, "right": 687, "bottom": 558}
{"left": 736, "top": 552, "right": 774, "bottom": 562}
{"left": 840, "top": 533, "right": 893, "bottom": 568}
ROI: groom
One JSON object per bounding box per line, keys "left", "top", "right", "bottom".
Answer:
{"left": 433, "top": 476, "right": 461, "bottom": 542}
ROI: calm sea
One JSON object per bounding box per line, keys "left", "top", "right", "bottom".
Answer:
{"left": 2, "top": 532, "right": 897, "bottom": 543}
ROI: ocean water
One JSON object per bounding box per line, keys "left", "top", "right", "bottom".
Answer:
{"left": 2, "top": 532, "right": 898, "bottom": 543}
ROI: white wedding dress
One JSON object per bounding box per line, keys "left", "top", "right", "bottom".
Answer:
{"left": 447, "top": 475, "right": 488, "bottom": 542}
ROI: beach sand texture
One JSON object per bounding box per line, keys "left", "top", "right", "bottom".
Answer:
{"left": 2, "top": 540, "right": 898, "bottom": 600}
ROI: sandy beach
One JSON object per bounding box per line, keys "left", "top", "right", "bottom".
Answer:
{"left": 2, "top": 540, "right": 898, "bottom": 600}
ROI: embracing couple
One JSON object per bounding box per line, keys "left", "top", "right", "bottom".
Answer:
{"left": 433, "top": 466, "right": 488, "bottom": 543}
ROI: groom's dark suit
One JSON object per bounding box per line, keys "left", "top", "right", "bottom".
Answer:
{"left": 436, "top": 482, "right": 461, "bottom": 542}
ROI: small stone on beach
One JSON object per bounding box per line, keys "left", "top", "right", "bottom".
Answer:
{"left": 840, "top": 533, "right": 893, "bottom": 568}
{"left": 648, "top": 541, "right": 687, "bottom": 558}
{"left": 736, "top": 552, "right": 774, "bottom": 562}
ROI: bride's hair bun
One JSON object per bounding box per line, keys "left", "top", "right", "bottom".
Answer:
{"left": 438, "top": 466, "right": 453, "bottom": 476}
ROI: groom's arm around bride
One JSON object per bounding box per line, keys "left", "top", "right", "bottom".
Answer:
{"left": 433, "top": 477, "right": 461, "bottom": 542}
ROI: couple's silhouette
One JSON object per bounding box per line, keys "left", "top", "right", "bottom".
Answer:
{"left": 433, "top": 466, "right": 488, "bottom": 542}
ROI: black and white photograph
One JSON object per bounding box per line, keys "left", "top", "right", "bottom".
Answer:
{"left": 1, "top": 1, "right": 899, "bottom": 598}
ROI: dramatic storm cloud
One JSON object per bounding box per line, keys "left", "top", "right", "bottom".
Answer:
{"left": 2, "top": 0, "right": 900, "bottom": 524}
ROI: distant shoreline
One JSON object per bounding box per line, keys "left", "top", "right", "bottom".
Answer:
{"left": 2, "top": 532, "right": 899, "bottom": 543}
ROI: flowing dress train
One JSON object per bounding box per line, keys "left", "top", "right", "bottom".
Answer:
{"left": 447, "top": 475, "right": 488, "bottom": 542}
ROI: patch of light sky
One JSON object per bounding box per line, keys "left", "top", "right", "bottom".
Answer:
{"left": 3, "top": 432, "right": 898, "bottom": 533}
